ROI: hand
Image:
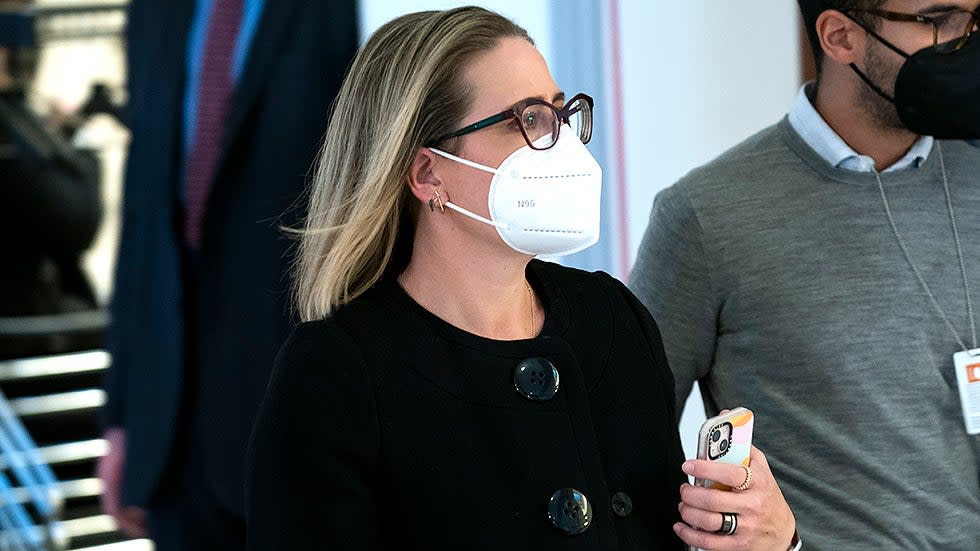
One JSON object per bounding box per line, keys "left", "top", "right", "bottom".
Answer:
{"left": 674, "top": 445, "right": 796, "bottom": 551}
{"left": 96, "top": 427, "right": 147, "bottom": 537}
{"left": 45, "top": 98, "right": 81, "bottom": 133}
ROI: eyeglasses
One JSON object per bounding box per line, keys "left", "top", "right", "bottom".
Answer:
{"left": 429, "top": 93, "right": 594, "bottom": 151}
{"left": 846, "top": 8, "right": 979, "bottom": 54}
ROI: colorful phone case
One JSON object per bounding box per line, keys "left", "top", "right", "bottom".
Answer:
{"left": 690, "top": 408, "right": 754, "bottom": 551}
{"left": 694, "top": 407, "right": 753, "bottom": 491}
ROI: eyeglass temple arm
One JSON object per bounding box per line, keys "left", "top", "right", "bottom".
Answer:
{"left": 841, "top": 11, "right": 913, "bottom": 59}
{"left": 431, "top": 113, "right": 511, "bottom": 146}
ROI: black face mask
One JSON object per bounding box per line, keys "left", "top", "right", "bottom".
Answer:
{"left": 846, "top": 21, "right": 980, "bottom": 140}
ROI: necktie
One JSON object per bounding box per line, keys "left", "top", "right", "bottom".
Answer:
{"left": 184, "top": 0, "right": 243, "bottom": 249}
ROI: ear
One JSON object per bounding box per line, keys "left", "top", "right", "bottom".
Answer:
{"left": 816, "top": 10, "right": 865, "bottom": 66}
{"left": 406, "top": 147, "right": 444, "bottom": 207}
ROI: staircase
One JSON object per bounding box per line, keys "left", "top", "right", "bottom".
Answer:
{"left": 0, "top": 312, "right": 151, "bottom": 551}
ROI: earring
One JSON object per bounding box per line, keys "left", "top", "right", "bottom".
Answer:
{"left": 428, "top": 190, "right": 446, "bottom": 213}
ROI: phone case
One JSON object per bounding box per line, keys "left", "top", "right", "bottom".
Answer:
{"left": 690, "top": 408, "right": 754, "bottom": 551}
{"left": 694, "top": 407, "right": 753, "bottom": 491}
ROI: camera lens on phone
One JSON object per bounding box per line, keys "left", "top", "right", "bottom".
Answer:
{"left": 712, "top": 430, "right": 721, "bottom": 442}
{"left": 719, "top": 439, "right": 729, "bottom": 453}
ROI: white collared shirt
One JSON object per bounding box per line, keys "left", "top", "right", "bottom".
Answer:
{"left": 788, "top": 83, "right": 934, "bottom": 174}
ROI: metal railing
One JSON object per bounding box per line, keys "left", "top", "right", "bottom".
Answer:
{"left": 34, "top": 1, "right": 128, "bottom": 42}
{"left": 0, "top": 388, "right": 67, "bottom": 551}
{"left": 0, "top": 306, "right": 117, "bottom": 550}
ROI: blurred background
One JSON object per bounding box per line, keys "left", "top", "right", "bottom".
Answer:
{"left": 0, "top": 1, "right": 811, "bottom": 549}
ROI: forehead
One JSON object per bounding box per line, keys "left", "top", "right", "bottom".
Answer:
{"left": 461, "top": 37, "right": 560, "bottom": 118}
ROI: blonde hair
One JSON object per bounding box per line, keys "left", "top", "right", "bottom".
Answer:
{"left": 293, "top": 7, "right": 532, "bottom": 321}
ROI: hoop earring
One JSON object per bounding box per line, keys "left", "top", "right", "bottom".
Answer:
{"left": 428, "top": 190, "right": 446, "bottom": 213}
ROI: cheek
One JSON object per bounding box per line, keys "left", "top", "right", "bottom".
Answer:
{"left": 457, "top": 177, "right": 493, "bottom": 214}
{"left": 459, "top": 133, "right": 526, "bottom": 169}
{"left": 442, "top": 165, "right": 492, "bottom": 212}
{"left": 865, "top": 43, "right": 903, "bottom": 83}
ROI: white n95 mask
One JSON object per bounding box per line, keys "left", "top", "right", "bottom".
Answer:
{"left": 429, "top": 127, "right": 602, "bottom": 256}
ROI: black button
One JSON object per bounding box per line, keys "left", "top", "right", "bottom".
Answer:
{"left": 611, "top": 492, "right": 633, "bottom": 517}
{"left": 513, "top": 357, "right": 559, "bottom": 401}
{"left": 547, "top": 488, "right": 592, "bottom": 535}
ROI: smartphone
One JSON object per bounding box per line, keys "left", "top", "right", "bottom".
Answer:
{"left": 694, "top": 407, "right": 754, "bottom": 490}
{"left": 689, "top": 408, "right": 754, "bottom": 551}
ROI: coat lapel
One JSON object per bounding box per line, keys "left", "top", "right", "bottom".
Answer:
{"left": 216, "top": 0, "right": 301, "bottom": 170}
{"left": 153, "top": 0, "right": 196, "bottom": 204}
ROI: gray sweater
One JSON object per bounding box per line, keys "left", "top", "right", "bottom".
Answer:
{"left": 630, "top": 117, "right": 980, "bottom": 550}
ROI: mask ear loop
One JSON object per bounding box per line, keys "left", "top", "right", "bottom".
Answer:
{"left": 430, "top": 189, "right": 510, "bottom": 230}
{"left": 849, "top": 62, "right": 897, "bottom": 102}
{"left": 428, "top": 190, "right": 446, "bottom": 213}
{"left": 840, "top": 11, "right": 912, "bottom": 104}
{"left": 425, "top": 147, "right": 509, "bottom": 229}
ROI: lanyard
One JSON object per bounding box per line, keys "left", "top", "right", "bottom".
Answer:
{"left": 875, "top": 142, "right": 978, "bottom": 353}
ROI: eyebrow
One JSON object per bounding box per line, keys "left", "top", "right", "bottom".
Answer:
{"left": 509, "top": 92, "right": 566, "bottom": 110}
{"left": 917, "top": 3, "right": 969, "bottom": 14}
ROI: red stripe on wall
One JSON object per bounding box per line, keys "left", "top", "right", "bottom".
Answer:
{"left": 609, "top": 0, "right": 631, "bottom": 279}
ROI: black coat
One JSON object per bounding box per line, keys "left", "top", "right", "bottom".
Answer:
{"left": 0, "top": 92, "right": 100, "bottom": 319}
{"left": 246, "top": 260, "right": 687, "bottom": 550}
{"left": 104, "top": 0, "right": 357, "bottom": 512}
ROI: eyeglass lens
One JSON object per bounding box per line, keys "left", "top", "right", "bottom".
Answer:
{"left": 934, "top": 11, "right": 978, "bottom": 53}
{"left": 519, "top": 96, "right": 592, "bottom": 150}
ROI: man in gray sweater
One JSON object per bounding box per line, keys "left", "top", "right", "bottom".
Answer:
{"left": 630, "top": 1, "right": 980, "bottom": 549}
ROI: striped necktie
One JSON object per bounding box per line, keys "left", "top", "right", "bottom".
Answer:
{"left": 183, "top": 0, "right": 243, "bottom": 249}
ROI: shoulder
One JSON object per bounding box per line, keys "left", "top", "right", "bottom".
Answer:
{"left": 646, "top": 119, "right": 808, "bottom": 240}
{"left": 530, "top": 260, "right": 649, "bottom": 326}
{"left": 668, "top": 120, "right": 796, "bottom": 204}
{"left": 939, "top": 139, "right": 980, "bottom": 164}
{"left": 268, "top": 318, "right": 367, "bottom": 397}
{"left": 255, "top": 316, "right": 379, "bottom": 455}
{"left": 532, "top": 263, "right": 676, "bottom": 407}
{"left": 280, "top": 317, "right": 358, "bottom": 357}
{"left": 530, "top": 259, "right": 626, "bottom": 299}
{"left": 276, "top": 281, "right": 413, "bottom": 376}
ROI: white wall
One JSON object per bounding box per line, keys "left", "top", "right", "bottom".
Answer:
{"left": 359, "top": 0, "right": 552, "bottom": 63}
{"left": 618, "top": 0, "right": 801, "bottom": 260}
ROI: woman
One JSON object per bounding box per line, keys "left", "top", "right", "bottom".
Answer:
{"left": 246, "top": 7, "right": 798, "bottom": 550}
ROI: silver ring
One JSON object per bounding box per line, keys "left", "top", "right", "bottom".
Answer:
{"left": 716, "top": 512, "right": 738, "bottom": 535}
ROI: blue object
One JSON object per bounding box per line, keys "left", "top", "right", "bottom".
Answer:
{"left": 0, "top": 12, "right": 35, "bottom": 48}
{"left": 183, "top": 0, "right": 266, "bottom": 154}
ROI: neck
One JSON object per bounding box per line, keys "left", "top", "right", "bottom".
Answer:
{"left": 813, "top": 77, "right": 919, "bottom": 172}
{"left": 397, "top": 214, "right": 541, "bottom": 341}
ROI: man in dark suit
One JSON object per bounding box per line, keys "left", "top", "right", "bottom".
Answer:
{"left": 97, "top": 1, "right": 357, "bottom": 548}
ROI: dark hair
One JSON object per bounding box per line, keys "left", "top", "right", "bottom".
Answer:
{"left": 798, "top": 0, "right": 887, "bottom": 72}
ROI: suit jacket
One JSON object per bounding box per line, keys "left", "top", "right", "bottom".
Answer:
{"left": 246, "top": 260, "right": 688, "bottom": 550}
{"left": 104, "top": 0, "right": 358, "bottom": 513}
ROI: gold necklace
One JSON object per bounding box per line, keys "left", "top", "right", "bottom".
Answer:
{"left": 525, "top": 280, "right": 535, "bottom": 338}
